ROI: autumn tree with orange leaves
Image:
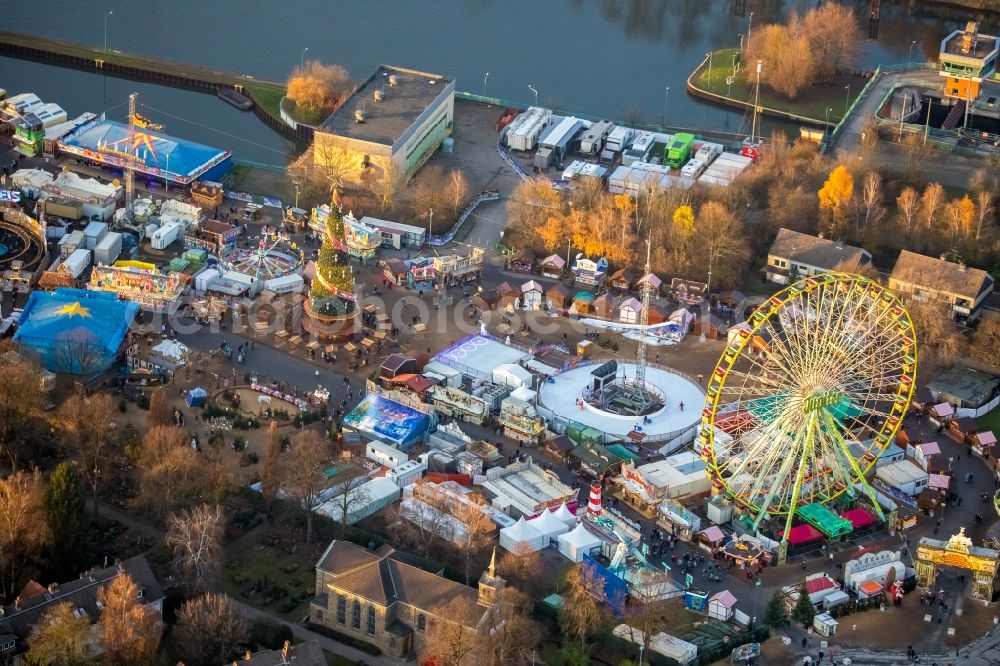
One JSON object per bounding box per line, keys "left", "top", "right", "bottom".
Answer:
{"left": 287, "top": 61, "right": 354, "bottom": 125}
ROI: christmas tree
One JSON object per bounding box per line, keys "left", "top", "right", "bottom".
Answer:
{"left": 309, "top": 204, "right": 356, "bottom": 316}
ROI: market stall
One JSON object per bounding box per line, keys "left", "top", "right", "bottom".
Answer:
{"left": 499, "top": 516, "right": 546, "bottom": 553}
{"left": 557, "top": 522, "right": 602, "bottom": 562}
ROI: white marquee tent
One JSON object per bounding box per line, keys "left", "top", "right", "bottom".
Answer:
{"left": 557, "top": 522, "right": 602, "bottom": 562}
{"left": 499, "top": 516, "right": 546, "bottom": 553}
{"left": 552, "top": 502, "right": 578, "bottom": 526}
{"left": 529, "top": 508, "right": 570, "bottom": 540}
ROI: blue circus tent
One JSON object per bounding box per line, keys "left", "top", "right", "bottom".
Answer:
{"left": 185, "top": 387, "right": 208, "bottom": 408}
{"left": 14, "top": 288, "right": 139, "bottom": 374}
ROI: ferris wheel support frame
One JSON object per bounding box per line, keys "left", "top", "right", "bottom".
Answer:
{"left": 701, "top": 272, "right": 917, "bottom": 545}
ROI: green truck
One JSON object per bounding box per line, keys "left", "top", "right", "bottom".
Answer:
{"left": 665, "top": 132, "right": 696, "bottom": 168}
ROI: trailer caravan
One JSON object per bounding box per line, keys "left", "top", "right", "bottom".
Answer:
{"left": 579, "top": 120, "right": 614, "bottom": 155}
{"left": 680, "top": 159, "right": 706, "bottom": 180}
{"left": 694, "top": 142, "right": 723, "bottom": 165}
{"left": 505, "top": 107, "right": 552, "bottom": 152}
{"left": 534, "top": 116, "right": 585, "bottom": 169}
{"left": 665, "top": 133, "right": 696, "bottom": 168}
{"left": 605, "top": 126, "right": 635, "bottom": 153}
{"left": 622, "top": 131, "right": 658, "bottom": 166}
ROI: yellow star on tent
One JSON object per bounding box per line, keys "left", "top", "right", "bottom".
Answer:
{"left": 54, "top": 302, "right": 91, "bottom": 318}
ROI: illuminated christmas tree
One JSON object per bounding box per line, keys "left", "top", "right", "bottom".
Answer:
{"left": 309, "top": 204, "right": 356, "bottom": 316}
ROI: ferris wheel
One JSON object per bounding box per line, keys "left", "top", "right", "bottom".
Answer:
{"left": 701, "top": 273, "right": 917, "bottom": 542}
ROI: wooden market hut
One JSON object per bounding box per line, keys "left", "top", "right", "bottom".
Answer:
{"left": 383, "top": 259, "right": 408, "bottom": 286}
{"left": 671, "top": 278, "right": 709, "bottom": 306}
{"left": 498, "top": 282, "right": 520, "bottom": 311}
{"left": 542, "top": 434, "right": 575, "bottom": 463}
{"left": 647, "top": 303, "right": 668, "bottom": 325}
{"left": 717, "top": 289, "right": 746, "bottom": 309}
{"left": 539, "top": 254, "right": 565, "bottom": 279}
{"left": 911, "top": 387, "right": 935, "bottom": 415}
{"left": 573, "top": 291, "right": 595, "bottom": 314}
{"left": 692, "top": 313, "right": 723, "bottom": 340}
{"left": 381, "top": 353, "right": 417, "bottom": 379}
{"left": 896, "top": 425, "right": 922, "bottom": 448}
{"left": 507, "top": 249, "right": 535, "bottom": 274}
{"left": 948, "top": 417, "right": 979, "bottom": 445}
{"left": 546, "top": 283, "right": 571, "bottom": 310}
{"left": 618, "top": 297, "right": 643, "bottom": 325}
{"left": 637, "top": 272, "right": 663, "bottom": 295}
{"left": 973, "top": 430, "right": 997, "bottom": 457}
{"left": 592, "top": 293, "right": 616, "bottom": 320}
{"left": 405, "top": 348, "right": 430, "bottom": 372}
{"left": 521, "top": 280, "right": 545, "bottom": 310}
{"left": 609, "top": 268, "right": 638, "bottom": 293}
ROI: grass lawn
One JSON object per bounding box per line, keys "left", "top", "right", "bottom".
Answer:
{"left": 977, "top": 408, "right": 1000, "bottom": 434}
{"left": 693, "top": 48, "right": 863, "bottom": 124}
{"left": 245, "top": 82, "right": 287, "bottom": 119}
{"left": 323, "top": 649, "right": 358, "bottom": 666}
{"left": 222, "top": 532, "right": 320, "bottom": 622}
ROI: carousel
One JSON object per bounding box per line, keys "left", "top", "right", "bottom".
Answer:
{"left": 722, "top": 535, "right": 771, "bottom": 567}
{"left": 225, "top": 226, "right": 303, "bottom": 282}
{"left": 188, "top": 295, "right": 229, "bottom": 322}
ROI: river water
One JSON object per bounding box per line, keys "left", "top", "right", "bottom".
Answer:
{"left": 0, "top": 0, "right": 993, "bottom": 164}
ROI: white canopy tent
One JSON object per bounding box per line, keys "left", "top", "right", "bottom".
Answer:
{"left": 149, "top": 339, "right": 190, "bottom": 371}
{"left": 529, "top": 508, "right": 570, "bottom": 540}
{"left": 557, "top": 522, "right": 602, "bottom": 562}
{"left": 552, "top": 502, "right": 578, "bottom": 526}
{"left": 499, "top": 516, "right": 546, "bottom": 553}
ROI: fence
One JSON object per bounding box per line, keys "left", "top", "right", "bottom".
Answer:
{"left": 425, "top": 190, "right": 500, "bottom": 246}
{"left": 869, "top": 82, "right": 959, "bottom": 150}
{"left": 822, "top": 62, "right": 940, "bottom": 153}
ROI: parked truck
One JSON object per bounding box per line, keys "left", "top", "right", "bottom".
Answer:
{"left": 665, "top": 132, "right": 696, "bottom": 168}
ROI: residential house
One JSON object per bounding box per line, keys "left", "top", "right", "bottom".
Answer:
{"left": 765, "top": 228, "right": 872, "bottom": 284}
{"left": 310, "top": 540, "right": 504, "bottom": 657}
{"left": 889, "top": 250, "right": 995, "bottom": 323}
{"left": 0, "top": 556, "right": 163, "bottom": 665}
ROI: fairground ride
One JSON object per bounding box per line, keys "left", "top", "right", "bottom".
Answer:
{"left": 700, "top": 273, "right": 917, "bottom": 561}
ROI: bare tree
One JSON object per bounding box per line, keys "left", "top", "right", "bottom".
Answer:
{"left": 853, "top": 170, "right": 885, "bottom": 231}
{"left": 971, "top": 318, "right": 1000, "bottom": 370}
{"left": 58, "top": 393, "right": 118, "bottom": 516}
{"left": 389, "top": 494, "right": 452, "bottom": 558}
{"left": 445, "top": 169, "right": 470, "bottom": 214}
{"left": 479, "top": 588, "right": 541, "bottom": 666}
{"left": 896, "top": 187, "right": 919, "bottom": 234}
{"left": 0, "top": 351, "right": 42, "bottom": 469}
{"left": 497, "top": 541, "right": 543, "bottom": 596}
{"left": 138, "top": 426, "right": 209, "bottom": 519}
{"left": 973, "top": 188, "right": 994, "bottom": 241}
{"left": 281, "top": 429, "right": 330, "bottom": 543}
{"left": 421, "top": 596, "right": 485, "bottom": 666}
{"left": 901, "top": 133, "right": 932, "bottom": 182}
{"left": 50, "top": 337, "right": 104, "bottom": 378}
{"left": 146, "top": 387, "right": 171, "bottom": 429}
{"left": 919, "top": 182, "right": 945, "bottom": 231}
{"left": 327, "top": 467, "right": 371, "bottom": 540}
{"left": 695, "top": 201, "right": 750, "bottom": 289}
{"left": 166, "top": 504, "right": 224, "bottom": 594}
{"left": 0, "top": 469, "right": 51, "bottom": 600}
{"left": 560, "top": 562, "right": 608, "bottom": 649}
{"left": 96, "top": 574, "right": 162, "bottom": 666}
{"left": 313, "top": 140, "right": 361, "bottom": 193}
{"left": 26, "top": 601, "right": 95, "bottom": 666}
{"left": 370, "top": 162, "right": 406, "bottom": 213}
{"left": 453, "top": 504, "right": 496, "bottom": 584}
{"left": 260, "top": 421, "right": 281, "bottom": 503}
{"left": 173, "top": 593, "right": 249, "bottom": 666}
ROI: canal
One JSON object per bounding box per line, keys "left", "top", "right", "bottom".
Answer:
{"left": 0, "top": 0, "right": 994, "bottom": 164}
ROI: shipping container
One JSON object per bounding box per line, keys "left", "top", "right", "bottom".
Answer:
{"left": 62, "top": 248, "right": 91, "bottom": 278}
{"left": 504, "top": 106, "right": 552, "bottom": 151}
{"left": 41, "top": 197, "right": 82, "bottom": 221}
{"left": 536, "top": 116, "right": 585, "bottom": 164}
{"left": 151, "top": 221, "right": 182, "bottom": 250}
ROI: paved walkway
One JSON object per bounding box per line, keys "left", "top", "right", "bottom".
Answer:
{"left": 234, "top": 601, "right": 405, "bottom": 666}
{"left": 830, "top": 68, "right": 941, "bottom": 155}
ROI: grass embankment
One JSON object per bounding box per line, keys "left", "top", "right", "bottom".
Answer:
{"left": 692, "top": 48, "right": 863, "bottom": 125}
{"left": 244, "top": 81, "right": 286, "bottom": 118}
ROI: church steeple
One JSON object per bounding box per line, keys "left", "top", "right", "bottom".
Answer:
{"left": 478, "top": 547, "right": 504, "bottom": 607}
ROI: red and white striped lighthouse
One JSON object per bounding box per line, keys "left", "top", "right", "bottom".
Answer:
{"left": 587, "top": 482, "right": 603, "bottom": 517}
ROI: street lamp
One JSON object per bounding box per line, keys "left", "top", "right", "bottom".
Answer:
{"left": 738, "top": 33, "right": 745, "bottom": 54}
{"left": 164, "top": 153, "right": 170, "bottom": 194}
{"left": 483, "top": 72, "right": 490, "bottom": 99}
{"left": 638, "top": 644, "right": 645, "bottom": 666}
{"left": 428, "top": 208, "right": 434, "bottom": 235}
{"left": 294, "top": 183, "right": 300, "bottom": 210}
{"left": 527, "top": 84, "right": 538, "bottom": 107}
{"left": 908, "top": 40, "right": 918, "bottom": 67}
{"left": 104, "top": 11, "right": 113, "bottom": 54}
{"left": 707, "top": 51, "right": 714, "bottom": 90}
{"left": 844, "top": 84, "right": 851, "bottom": 118}
{"left": 663, "top": 86, "right": 670, "bottom": 127}
{"left": 300, "top": 46, "right": 309, "bottom": 67}
{"left": 747, "top": 12, "right": 754, "bottom": 54}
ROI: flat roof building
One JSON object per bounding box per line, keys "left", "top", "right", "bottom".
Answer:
{"left": 314, "top": 65, "right": 455, "bottom": 184}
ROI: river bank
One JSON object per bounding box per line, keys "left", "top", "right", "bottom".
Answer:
{"left": 686, "top": 49, "right": 871, "bottom": 129}
{"left": 0, "top": 30, "right": 299, "bottom": 141}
